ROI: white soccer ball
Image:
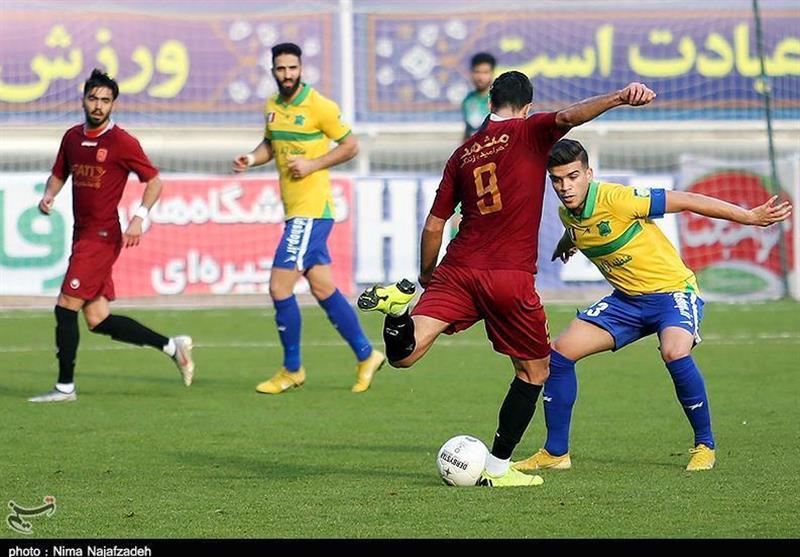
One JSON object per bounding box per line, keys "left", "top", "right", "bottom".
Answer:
{"left": 436, "top": 435, "right": 488, "bottom": 486}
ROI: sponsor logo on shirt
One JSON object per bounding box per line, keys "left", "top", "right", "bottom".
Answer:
{"left": 71, "top": 164, "right": 105, "bottom": 189}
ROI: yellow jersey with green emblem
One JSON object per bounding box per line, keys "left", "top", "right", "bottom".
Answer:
{"left": 559, "top": 181, "right": 699, "bottom": 296}
{"left": 264, "top": 84, "right": 351, "bottom": 219}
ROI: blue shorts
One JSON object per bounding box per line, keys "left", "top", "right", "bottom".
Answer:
{"left": 273, "top": 217, "right": 334, "bottom": 271}
{"left": 577, "top": 290, "right": 704, "bottom": 351}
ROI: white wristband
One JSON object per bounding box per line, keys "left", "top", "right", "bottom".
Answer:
{"left": 245, "top": 153, "right": 256, "bottom": 167}
{"left": 133, "top": 205, "right": 149, "bottom": 220}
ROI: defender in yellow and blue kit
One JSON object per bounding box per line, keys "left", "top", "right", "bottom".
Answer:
{"left": 513, "top": 139, "right": 791, "bottom": 473}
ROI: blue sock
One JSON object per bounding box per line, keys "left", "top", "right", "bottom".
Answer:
{"left": 666, "top": 355, "right": 714, "bottom": 449}
{"left": 543, "top": 350, "right": 578, "bottom": 457}
{"left": 273, "top": 295, "right": 302, "bottom": 372}
{"left": 319, "top": 289, "right": 373, "bottom": 362}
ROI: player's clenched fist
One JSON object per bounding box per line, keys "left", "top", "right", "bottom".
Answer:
{"left": 620, "top": 82, "right": 656, "bottom": 107}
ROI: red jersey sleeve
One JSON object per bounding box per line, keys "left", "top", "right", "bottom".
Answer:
{"left": 121, "top": 135, "right": 159, "bottom": 183}
{"left": 524, "top": 111, "right": 567, "bottom": 155}
{"left": 429, "top": 156, "right": 458, "bottom": 220}
{"left": 51, "top": 130, "right": 71, "bottom": 180}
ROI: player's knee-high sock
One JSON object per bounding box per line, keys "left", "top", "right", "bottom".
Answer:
{"left": 487, "top": 377, "right": 542, "bottom": 475}
{"left": 91, "top": 315, "right": 170, "bottom": 351}
{"left": 666, "top": 355, "right": 714, "bottom": 448}
{"left": 543, "top": 350, "right": 578, "bottom": 457}
{"left": 319, "top": 289, "right": 372, "bottom": 361}
{"left": 383, "top": 310, "right": 415, "bottom": 362}
{"left": 55, "top": 306, "right": 79, "bottom": 385}
{"left": 273, "top": 295, "right": 302, "bottom": 372}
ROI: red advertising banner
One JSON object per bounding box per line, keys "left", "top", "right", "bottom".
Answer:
{"left": 113, "top": 175, "right": 353, "bottom": 297}
{"left": 679, "top": 165, "right": 795, "bottom": 300}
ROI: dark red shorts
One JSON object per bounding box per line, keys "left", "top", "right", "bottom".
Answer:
{"left": 61, "top": 238, "right": 121, "bottom": 301}
{"left": 411, "top": 265, "right": 550, "bottom": 360}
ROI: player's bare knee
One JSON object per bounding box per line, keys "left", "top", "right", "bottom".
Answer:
{"left": 660, "top": 346, "right": 690, "bottom": 363}
{"left": 551, "top": 338, "right": 581, "bottom": 361}
{"left": 530, "top": 366, "right": 550, "bottom": 384}
{"left": 513, "top": 357, "right": 549, "bottom": 384}
{"left": 57, "top": 293, "right": 83, "bottom": 312}
{"left": 310, "top": 283, "right": 335, "bottom": 301}
{"left": 269, "top": 285, "right": 292, "bottom": 301}
{"left": 85, "top": 313, "right": 105, "bottom": 331}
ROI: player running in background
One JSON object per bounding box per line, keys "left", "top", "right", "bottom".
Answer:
{"left": 359, "top": 72, "right": 655, "bottom": 486}
{"left": 233, "top": 43, "right": 384, "bottom": 394}
{"left": 450, "top": 52, "right": 497, "bottom": 237}
{"left": 462, "top": 52, "right": 495, "bottom": 140}
{"left": 29, "top": 69, "right": 194, "bottom": 403}
{"left": 513, "top": 139, "right": 792, "bottom": 472}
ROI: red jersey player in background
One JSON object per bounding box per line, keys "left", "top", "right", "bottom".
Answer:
{"left": 359, "top": 71, "right": 655, "bottom": 486}
{"left": 29, "top": 69, "right": 195, "bottom": 403}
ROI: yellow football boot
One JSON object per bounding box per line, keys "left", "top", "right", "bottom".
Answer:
{"left": 512, "top": 448, "right": 572, "bottom": 471}
{"left": 357, "top": 279, "right": 416, "bottom": 316}
{"left": 686, "top": 444, "right": 716, "bottom": 471}
{"left": 256, "top": 367, "right": 306, "bottom": 394}
{"left": 479, "top": 467, "right": 544, "bottom": 487}
{"left": 352, "top": 350, "right": 386, "bottom": 393}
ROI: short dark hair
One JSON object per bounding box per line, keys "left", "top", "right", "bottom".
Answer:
{"left": 470, "top": 52, "right": 496, "bottom": 69}
{"left": 272, "top": 42, "right": 302, "bottom": 63}
{"left": 489, "top": 71, "right": 532, "bottom": 112}
{"left": 83, "top": 68, "right": 118, "bottom": 100}
{"left": 548, "top": 139, "right": 589, "bottom": 169}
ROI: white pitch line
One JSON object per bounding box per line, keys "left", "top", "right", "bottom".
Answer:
{"left": 1, "top": 332, "right": 798, "bottom": 353}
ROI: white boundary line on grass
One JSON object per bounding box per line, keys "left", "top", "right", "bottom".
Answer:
{"left": 1, "top": 332, "right": 798, "bottom": 353}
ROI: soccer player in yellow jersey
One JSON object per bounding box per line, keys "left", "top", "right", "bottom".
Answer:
{"left": 514, "top": 139, "right": 792, "bottom": 472}
{"left": 233, "top": 43, "right": 384, "bottom": 394}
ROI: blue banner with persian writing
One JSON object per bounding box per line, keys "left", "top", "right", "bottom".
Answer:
{"left": 354, "top": 8, "right": 800, "bottom": 122}
{"left": 0, "top": 10, "right": 340, "bottom": 124}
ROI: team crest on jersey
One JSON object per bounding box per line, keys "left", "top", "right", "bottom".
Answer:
{"left": 597, "top": 221, "right": 612, "bottom": 236}
{"left": 69, "top": 278, "right": 80, "bottom": 290}
{"left": 96, "top": 148, "right": 108, "bottom": 162}
{"left": 294, "top": 114, "right": 305, "bottom": 125}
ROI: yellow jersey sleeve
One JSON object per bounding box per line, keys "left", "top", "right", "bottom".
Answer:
{"left": 316, "top": 97, "right": 351, "bottom": 142}
{"left": 605, "top": 184, "right": 657, "bottom": 221}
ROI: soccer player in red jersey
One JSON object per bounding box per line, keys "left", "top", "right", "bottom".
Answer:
{"left": 359, "top": 71, "right": 655, "bottom": 486}
{"left": 28, "top": 69, "right": 195, "bottom": 403}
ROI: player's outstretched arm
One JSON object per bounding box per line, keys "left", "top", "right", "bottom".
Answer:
{"left": 666, "top": 191, "right": 792, "bottom": 227}
{"left": 38, "top": 175, "right": 66, "bottom": 215}
{"left": 232, "top": 139, "right": 273, "bottom": 173}
{"left": 419, "top": 214, "right": 447, "bottom": 288}
{"left": 555, "top": 82, "right": 656, "bottom": 130}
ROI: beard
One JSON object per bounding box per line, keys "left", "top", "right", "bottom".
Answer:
{"left": 276, "top": 77, "right": 301, "bottom": 98}
{"left": 84, "top": 107, "right": 109, "bottom": 129}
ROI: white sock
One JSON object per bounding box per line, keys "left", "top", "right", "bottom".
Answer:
{"left": 55, "top": 382, "right": 75, "bottom": 394}
{"left": 163, "top": 338, "right": 176, "bottom": 357}
{"left": 485, "top": 454, "right": 510, "bottom": 476}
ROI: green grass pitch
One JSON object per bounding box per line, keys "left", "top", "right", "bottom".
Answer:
{"left": 1, "top": 301, "right": 798, "bottom": 538}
